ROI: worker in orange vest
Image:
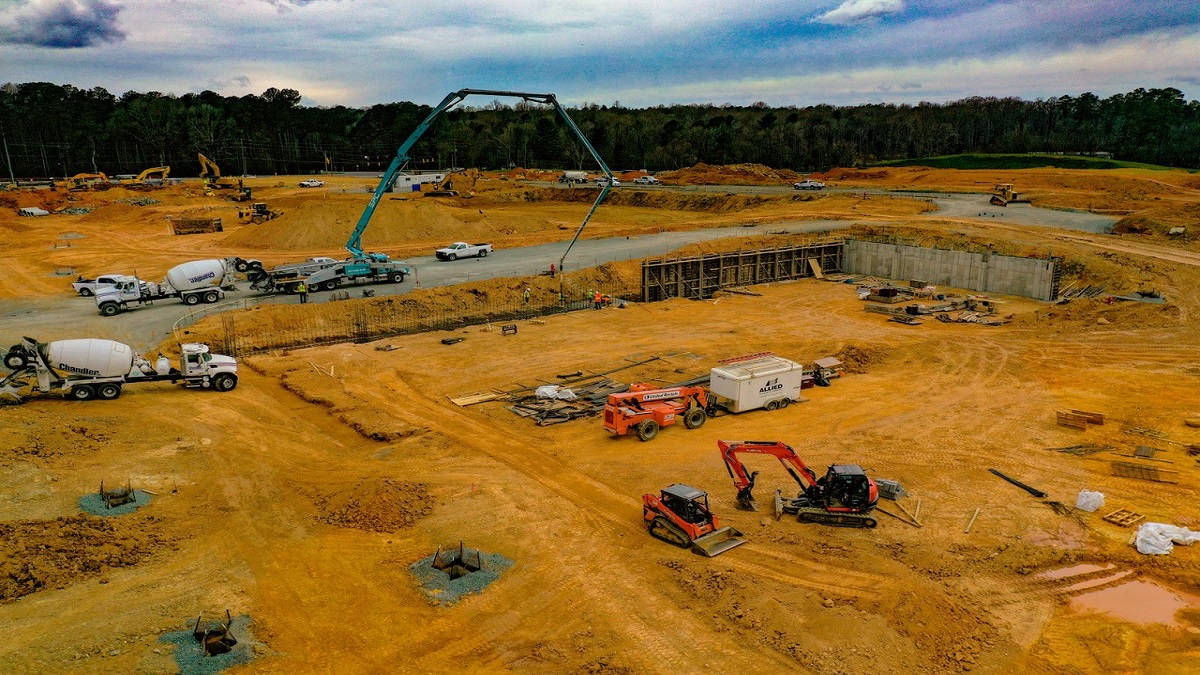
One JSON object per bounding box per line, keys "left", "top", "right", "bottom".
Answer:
{"left": 593, "top": 290, "right": 602, "bottom": 310}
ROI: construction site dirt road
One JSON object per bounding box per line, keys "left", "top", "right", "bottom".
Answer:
{"left": 1, "top": 166, "right": 1199, "bottom": 674}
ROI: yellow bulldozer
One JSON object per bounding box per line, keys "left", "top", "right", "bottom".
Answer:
{"left": 990, "top": 184, "right": 1031, "bottom": 207}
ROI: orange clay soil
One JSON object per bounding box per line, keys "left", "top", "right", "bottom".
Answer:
{"left": 2, "top": 165, "right": 1200, "bottom": 673}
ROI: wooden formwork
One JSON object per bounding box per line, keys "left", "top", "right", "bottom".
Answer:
{"left": 641, "top": 241, "right": 844, "bottom": 302}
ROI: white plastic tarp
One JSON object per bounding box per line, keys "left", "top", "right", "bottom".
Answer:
{"left": 1135, "top": 522, "right": 1200, "bottom": 555}
{"left": 534, "top": 385, "right": 576, "bottom": 400}
{"left": 1075, "top": 490, "right": 1104, "bottom": 512}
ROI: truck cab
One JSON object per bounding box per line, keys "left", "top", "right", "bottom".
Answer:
{"left": 180, "top": 343, "right": 238, "bottom": 390}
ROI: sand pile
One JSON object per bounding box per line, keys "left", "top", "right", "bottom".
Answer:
{"left": 314, "top": 478, "right": 432, "bottom": 533}
{"left": 1012, "top": 298, "right": 1181, "bottom": 330}
{"left": 0, "top": 515, "right": 173, "bottom": 601}
{"left": 657, "top": 163, "right": 802, "bottom": 185}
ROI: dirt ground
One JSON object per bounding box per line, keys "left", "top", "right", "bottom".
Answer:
{"left": 2, "top": 166, "right": 1200, "bottom": 674}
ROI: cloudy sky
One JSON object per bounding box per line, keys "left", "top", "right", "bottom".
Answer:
{"left": 2, "top": 0, "right": 1198, "bottom": 108}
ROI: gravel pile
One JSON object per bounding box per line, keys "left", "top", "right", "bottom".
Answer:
{"left": 159, "top": 614, "right": 256, "bottom": 675}
{"left": 77, "top": 489, "right": 152, "bottom": 517}
{"left": 58, "top": 207, "right": 93, "bottom": 215}
{"left": 115, "top": 197, "right": 160, "bottom": 206}
{"left": 409, "top": 548, "right": 513, "bottom": 606}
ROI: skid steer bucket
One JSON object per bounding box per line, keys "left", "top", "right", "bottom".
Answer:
{"left": 690, "top": 526, "right": 746, "bottom": 557}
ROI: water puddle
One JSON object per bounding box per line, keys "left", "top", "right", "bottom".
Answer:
{"left": 1072, "top": 580, "right": 1200, "bottom": 626}
{"left": 1038, "top": 563, "right": 1114, "bottom": 580}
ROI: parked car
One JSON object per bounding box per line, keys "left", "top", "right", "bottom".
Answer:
{"left": 633, "top": 176, "right": 661, "bottom": 185}
{"left": 793, "top": 179, "right": 825, "bottom": 190}
{"left": 299, "top": 179, "right": 325, "bottom": 188}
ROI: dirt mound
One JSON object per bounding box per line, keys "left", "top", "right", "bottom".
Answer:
{"left": 497, "top": 186, "right": 794, "bottom": 213}
{"left": 657, "top": 163, "right": 802, "bottom": 186}
{"left": 76, "top": 202, "right": 158, "bottom": 225}
{"left": 314, "top": 478, "right": 432, "bottom": 533}
{"left": 816, "top": 168, "right": 891, "bottom": 181}
{"left": 1012, "top": 298, "right": 1181, "bottom": 330}
{"left": 835, "top": 345, "right": 889, "bottom": 374}
{"left": 0, "top": 515, "right": 174, "bottom": 602}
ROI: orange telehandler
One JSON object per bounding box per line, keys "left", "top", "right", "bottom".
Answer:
{"left": 718, "top": 439, "right": 880, "bottom": 528}
{"left": 603, "top": 383, "right": 714, "bottom": 441}
{"left": 642, "top": 483, "right": 746, "bottom": 557}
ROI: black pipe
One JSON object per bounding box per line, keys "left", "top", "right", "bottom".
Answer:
{"left": 989, "top": 468, "right": 1047, "bottom": 498}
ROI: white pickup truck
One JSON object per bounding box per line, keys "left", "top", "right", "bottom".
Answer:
{"left": 435, "top": 242, "right": 493, "bottom": 261}
{"left": 72, "top": 274, "right": 136, "bottom": 296}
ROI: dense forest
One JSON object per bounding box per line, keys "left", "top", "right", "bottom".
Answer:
{"left": 1, "top": 82, "right": 1197, "bottom": 180}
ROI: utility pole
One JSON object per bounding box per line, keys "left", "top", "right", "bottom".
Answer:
{"left": 1, "top": 132, "right": 16, "bottom": 185}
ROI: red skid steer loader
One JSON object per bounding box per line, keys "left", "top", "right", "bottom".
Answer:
{"left": 642, "top": 483, "right": 746, "bottom": 557}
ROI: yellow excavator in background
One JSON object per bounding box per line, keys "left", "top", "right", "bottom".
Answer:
{"left": 198, "top": 153, "right": 251, "bottom": 201}
{"left": 61, "top": 172, "right": 111, "bottom": 190}
{"left": 133, "top": 166, "right": 170, "bottom": 184}
{"left": 423, "top": 168, "right": 480, "bottom": 197}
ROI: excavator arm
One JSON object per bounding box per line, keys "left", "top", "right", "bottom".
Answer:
{"left": 347, "top": 89, "right": 613, "bottom": 262}
{"left": 197, "top": 153, "right": 220, "bottom": 182}
{"left": 718, "top": 440, "right": 819, "bottom": 511}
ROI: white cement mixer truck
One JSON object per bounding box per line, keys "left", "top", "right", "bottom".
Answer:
{"left": 95, "top": 257, "right": 253, "bottom": 316}
{"left": 0, "top": 337, "right": 238, "bottom": 402}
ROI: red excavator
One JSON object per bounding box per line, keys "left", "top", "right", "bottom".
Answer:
{"left": 718, "top": 439, "right": 879, "bottom": 528}
{"left": 642, "top": 483, "right": 747, "bottom": 557}
{"left": 604, "top": 384, "right": 714, "bottom": 441}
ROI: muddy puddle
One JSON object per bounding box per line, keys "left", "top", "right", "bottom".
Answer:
{"left": 1072, "top": 579, "right": 1200, "bottom": 626}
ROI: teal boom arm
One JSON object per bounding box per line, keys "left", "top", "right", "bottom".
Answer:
{"left": 345, "top": 89, "right": 613, "bottom": 263}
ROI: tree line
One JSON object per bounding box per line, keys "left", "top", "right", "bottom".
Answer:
{"left": 1, "top": 82, "right": 1196, "bottom": 180}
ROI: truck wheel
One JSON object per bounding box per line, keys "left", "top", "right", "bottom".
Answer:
{"left": 212, "top": 373, "right": 238, "bottom": 392}
{"left": 71, "top": 385, "right": 95, "bottom": 401}
{"left": 4, "top": 351, "right": 28, "bottom": 369}
{"left": 389, "top": 271, "right": 405, "bottom": 283}
{"left": 234, "top": 259, "right": 249, "bottom": 272}
{"left": 765, "top": 399, "right": 780, "bottom": 411}
{"left": 684, "top": 407, "right": 707, "bottom": 429}
{"left": 636, "top": 420, "right": 660, "bottom": 442}
{"left": 97, "top": 383, "right": 121, "bottom": 400}
{"left": 99, "top": 303, "right": 120, "bottom": 317}
{"left": 78, "top": 288, "right": 93, "bottom": 297}
{"left": 183, "top": 293, "right": 201, "bottom": 306}
{"left": 203, "top": 291, "right": 219, "bottom": 303}
{"left": 479, "top": 249, "right": 487, "bottom": 258}
{"left": 321, "top": 280, "right": 337, "bottom": 291}
{"left": 448, "top": 253, "right": 457, "bottom": 261}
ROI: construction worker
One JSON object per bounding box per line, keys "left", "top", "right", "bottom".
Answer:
{"left": 297, "top": 281, "right": 308, "bottom": 304}
{"left": 523, "top": 286, "right": 531, "bottom": 304}
{"left": 593, "top": 290, "right": 602, "bottom": 310}
{"left": 550, "top": 263, "right": 556, "bottom": 278}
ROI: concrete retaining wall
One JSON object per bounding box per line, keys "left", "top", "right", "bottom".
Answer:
{"left": 844, "top": 240, "right": 1058, "bottom": 301}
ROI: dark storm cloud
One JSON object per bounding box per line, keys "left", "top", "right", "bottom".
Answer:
{"left": 1, "top": 0, "right": 126, "bottom": 48}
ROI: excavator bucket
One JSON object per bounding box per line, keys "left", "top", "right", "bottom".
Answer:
{"left": 690, "top": 526, "right": 747, "bottom": 557}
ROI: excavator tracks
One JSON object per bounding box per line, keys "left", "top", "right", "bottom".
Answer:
{"left": 794, "top": 508, "right": 878, "bottom": 529}
{"left": 647, "top": 516, "right": 691, "bottom": 548}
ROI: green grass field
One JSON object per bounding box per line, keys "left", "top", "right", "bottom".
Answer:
{"left": 872, "top": 154, "right": 1175, "bottom": 171}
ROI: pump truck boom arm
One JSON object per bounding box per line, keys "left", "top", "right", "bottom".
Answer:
{"left": 349, "top": 89, "right": 613, "bottom": 262}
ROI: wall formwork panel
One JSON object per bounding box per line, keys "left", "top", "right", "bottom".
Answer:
{"left": 641, "top": 241, "right": 844, "bottom": 302}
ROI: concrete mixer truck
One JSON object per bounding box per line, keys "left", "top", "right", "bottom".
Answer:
{"left": 0, "top": 337, "right": 238, "bottom": 402}
{"left": 95, "top": 257, "right": 255, "bottom": 316}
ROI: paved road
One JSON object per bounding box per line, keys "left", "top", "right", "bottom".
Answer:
{"left": 0, "top": 187, "right": 1116, "bottom": 352}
